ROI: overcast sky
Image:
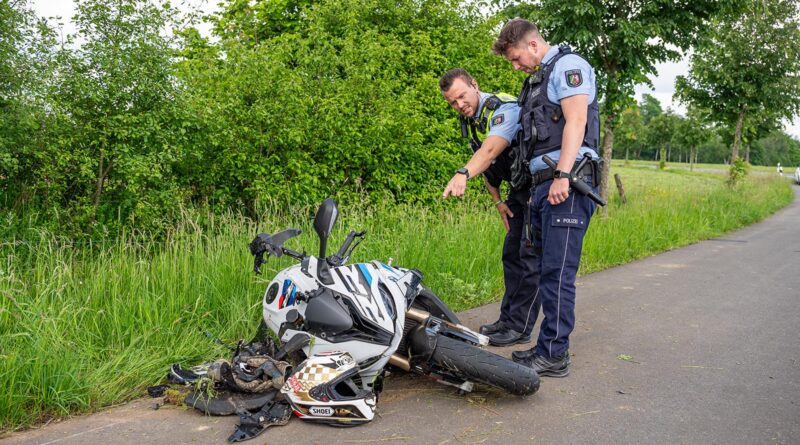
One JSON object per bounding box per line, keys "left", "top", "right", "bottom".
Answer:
{"left": 30, "top": 0, "right": 800, "bottom": 139}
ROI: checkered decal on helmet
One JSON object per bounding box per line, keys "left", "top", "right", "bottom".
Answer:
{"left": 283, "top": 362, "right": 342, "bottom": 394}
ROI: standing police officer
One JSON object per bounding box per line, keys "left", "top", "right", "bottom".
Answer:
{"left": 492, "top": 19, "right": 601, "bottom": 377}
{"left": 439, "top": 68, "right": 540, "bottom": 347}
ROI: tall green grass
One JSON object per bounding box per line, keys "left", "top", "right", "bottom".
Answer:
{"left": 0, "top": 168, "right": 794, "bottom": 431}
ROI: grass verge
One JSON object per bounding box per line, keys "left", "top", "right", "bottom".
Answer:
{"left": 0, "top": 167, "right": 794, "bottom": 431}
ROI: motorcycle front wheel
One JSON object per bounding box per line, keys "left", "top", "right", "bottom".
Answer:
{"left": 428, "top": 334, "right": 540, "bottom": 396}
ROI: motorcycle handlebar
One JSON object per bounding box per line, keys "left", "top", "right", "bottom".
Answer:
{"left": 329, "top": 229, "right": 367, "bottom": 266}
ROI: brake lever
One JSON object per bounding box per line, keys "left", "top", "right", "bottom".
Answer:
{"left": 253, "top": 252, "right": 265, "bottom": 275}
{"left": 341, "top": 230, "right": 367, "bottom": 264}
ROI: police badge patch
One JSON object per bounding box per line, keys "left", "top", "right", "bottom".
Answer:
{"left": 492, "top": 114, "right": 505, "bottom": 126}
{"left": 565, "top": 69, "right": 583, "bottom": 87}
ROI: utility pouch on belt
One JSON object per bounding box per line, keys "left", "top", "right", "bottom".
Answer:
{"left": 590, "top": 158, "right": 603, "bottom": 188}
{"left": 510, "top": 131, "right": 533, "bottom": 190}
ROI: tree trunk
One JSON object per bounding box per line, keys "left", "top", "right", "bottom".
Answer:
{"left": 731, "top": 107, "right": 746, "bottom": 161}
{"left": 690, "top": 146, "right": 696, "bottom": 172}
{"left": 93, "top": 150, "right": 111, "bottom": 222}
{"left": 745, "top": 144, "right": 750, "bottom": 163}
{"left": 599, "top": 114, "right": 615, "bottom": 218}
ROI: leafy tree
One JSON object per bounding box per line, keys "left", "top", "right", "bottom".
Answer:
{"left": 614, "top": 104, "right": 644, "bottom": 161}
{"left": 179, "top": 0, "right": 521, "bottom": 211}
{"left": 672, "top": 110, "right": 708, "bottom": 170}
{"left": 211, "top": 0, "right": 314, "bottom": 45}
{"left": 642, "top": 110, "right": 679, "bottom": 164}
{"left": 498, "top": 0, "right": 735, "bottom": 212}
{"left": 750, "top": 131, "right": 800, "bottom": 167}
{"left": 639, "top": 93, "right": 663, "bottom": 125}
{"left": 0, "top": 0, "right": 58, "bottom": 211}
{"left": 696, "top": 130, "right": 729, "bottom": 164}
{"left": 676, "top": 0, "right": 800, "bottom": 163}
{"left": 47, "top": 0, "right": 189, "bottom": 229}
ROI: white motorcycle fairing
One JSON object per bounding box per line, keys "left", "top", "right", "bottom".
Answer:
{"left": 262, "top": 256, "right": 415, "bottom": 387}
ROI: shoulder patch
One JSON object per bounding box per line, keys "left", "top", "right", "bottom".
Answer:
{"left": 492, "top": 113, "right": 505, "bottom": 126}
{"left": 565, "top": 69, "right": 583, "bottom": 87}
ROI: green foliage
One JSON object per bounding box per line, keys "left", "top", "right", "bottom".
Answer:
{"left": 613, "top": 104, "right": 643, "bottom": 161}
{"left": 750, "top": 132, "right": 800, "bottom": 167}
{"left": 1, "top": 0, "right": 797, "bottom": 237}
{"left": 211, "top": 0, "right": 314, "bottom": 44}
{"left": 176, "top": 0, "right": 521, "bottom": 212}
{"left": 639, "top": 93, "right": 663, "bottom": 125}
{"left": 2, "top": 0, "right": 191, "bottom": 235}
{"left": 0, "top": 0, "right": 58, "bottom": 210}
{"left": 676, "top": 0, "right": 800, "bottom": 160}
{"left": 727, "top": 156, "right": 749, "bottom": 186}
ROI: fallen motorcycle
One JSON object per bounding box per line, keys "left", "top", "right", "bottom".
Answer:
{"left": 248, "top": 199, "right": 539, "bottom": 425}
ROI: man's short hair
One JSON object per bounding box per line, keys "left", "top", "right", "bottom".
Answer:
{"left": 439, "top": 68, "right": 474, "bottom": 92}
{"left": 492, "top": 18, "right": 541, "bottom": 56}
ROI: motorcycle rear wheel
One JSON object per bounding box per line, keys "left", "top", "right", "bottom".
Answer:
{"left": 429, "top": 334, "right": 540, "bottom": 396}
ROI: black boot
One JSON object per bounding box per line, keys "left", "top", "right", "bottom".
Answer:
{"left": 487, "top": 326, "right": 531, "bottom": 346}
{"left": 479, "top": 319, "right": 505, "bottom": 335}
{"left": 516, "top": 351, "right": 571, "bottom": 378}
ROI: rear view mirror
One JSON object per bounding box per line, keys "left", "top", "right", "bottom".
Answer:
{"left": 314, "top": 198, "right": 338, "bottom": 242}
{"left": 313, "top": 198, "right": 337, "bottom": 285}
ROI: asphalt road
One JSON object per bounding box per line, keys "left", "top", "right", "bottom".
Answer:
{"left": 4, "top": 186, "right": 800, "bottom": 445}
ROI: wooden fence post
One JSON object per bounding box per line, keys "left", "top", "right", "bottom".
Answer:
{"left": 614, "top": 173, "right": 627, "bottom": 204}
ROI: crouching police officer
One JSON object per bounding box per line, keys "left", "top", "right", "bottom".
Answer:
{"left": 440, "top": 68, "right": 540, "bottom": 347}
{"left": 493, "top": 18, "right": 601, "bottom": 377}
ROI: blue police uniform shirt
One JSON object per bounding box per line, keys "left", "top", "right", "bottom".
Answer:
{"left": 529, "top": 45, "right": 599, "bottom": 173}
{"left": 478, "top": 92, "right": 521, "bottom": 145}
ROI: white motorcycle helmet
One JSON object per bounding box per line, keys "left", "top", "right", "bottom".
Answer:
{"left": 281, "top": 351, "right": 376, "bottom": 426}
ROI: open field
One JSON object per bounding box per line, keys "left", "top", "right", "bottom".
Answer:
{"left": 0, "top": 166, "right": 795, "bottom": 431}
{"left": 612, "top": 159, "right": 798, "bottom": 174}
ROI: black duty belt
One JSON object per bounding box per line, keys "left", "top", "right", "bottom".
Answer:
{"left": 532, "top": 162, "right": 594, "bottom": 187}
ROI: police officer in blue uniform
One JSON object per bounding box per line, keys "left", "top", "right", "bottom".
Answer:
{"left": 439, "top": 68, "right": 541, "bottom": 346}
{"left": 492, "top": 19, "right": 601, "bottom": 377}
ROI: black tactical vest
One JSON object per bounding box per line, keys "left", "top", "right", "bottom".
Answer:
{"left": 516, "top": 45, "right": 600, "bottom": 170}
{"left": 461, "top": 93, "right": 524, "bottom": 189}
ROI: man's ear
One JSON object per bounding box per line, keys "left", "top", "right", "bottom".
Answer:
{"left": 471, "top": 79, "right": 479, "bottom": 90}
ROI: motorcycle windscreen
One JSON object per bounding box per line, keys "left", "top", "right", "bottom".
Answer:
{"left": 304, "top": 289, "right": 353, "bottom": 337}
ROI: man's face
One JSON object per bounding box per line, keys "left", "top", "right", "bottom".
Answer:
{"left": 504, "top": 40, "right": 540, "bottom": 74}
{"left": 442, "top": 77, "right": 481, "bottom": 117}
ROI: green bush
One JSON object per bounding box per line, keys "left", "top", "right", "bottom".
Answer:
{"left": 727, "top": 156, "right": 750, "bottom": 186}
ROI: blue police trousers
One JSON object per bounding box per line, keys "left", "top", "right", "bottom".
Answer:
{"left": 530, "top": 177, "right": 597, "bottom": 358}
{"left": 499, "top": 188, "right": 540, "bottom": 335}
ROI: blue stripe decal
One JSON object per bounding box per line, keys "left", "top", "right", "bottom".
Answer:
{"left": 288, "top": 285, "right": 297, "bottom": 306}
{"left": 379, "top": 262, "right": 399, "bottom": 275}
{"left": 281, "top": 279, "right": 291, "bottom": 299}
{"left": 356, "top": 263, "right": 373, "bottom": 287}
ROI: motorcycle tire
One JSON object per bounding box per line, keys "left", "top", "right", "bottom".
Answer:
{"left": 429, "top": 334, "right": 540, "bottom": 396}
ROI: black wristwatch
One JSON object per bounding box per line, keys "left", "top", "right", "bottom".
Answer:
{"left": 553, "top": 169, "right": 573, "bottom": 181}
{"left": 456, "top": 167, "right": 470, "bottom": 179}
